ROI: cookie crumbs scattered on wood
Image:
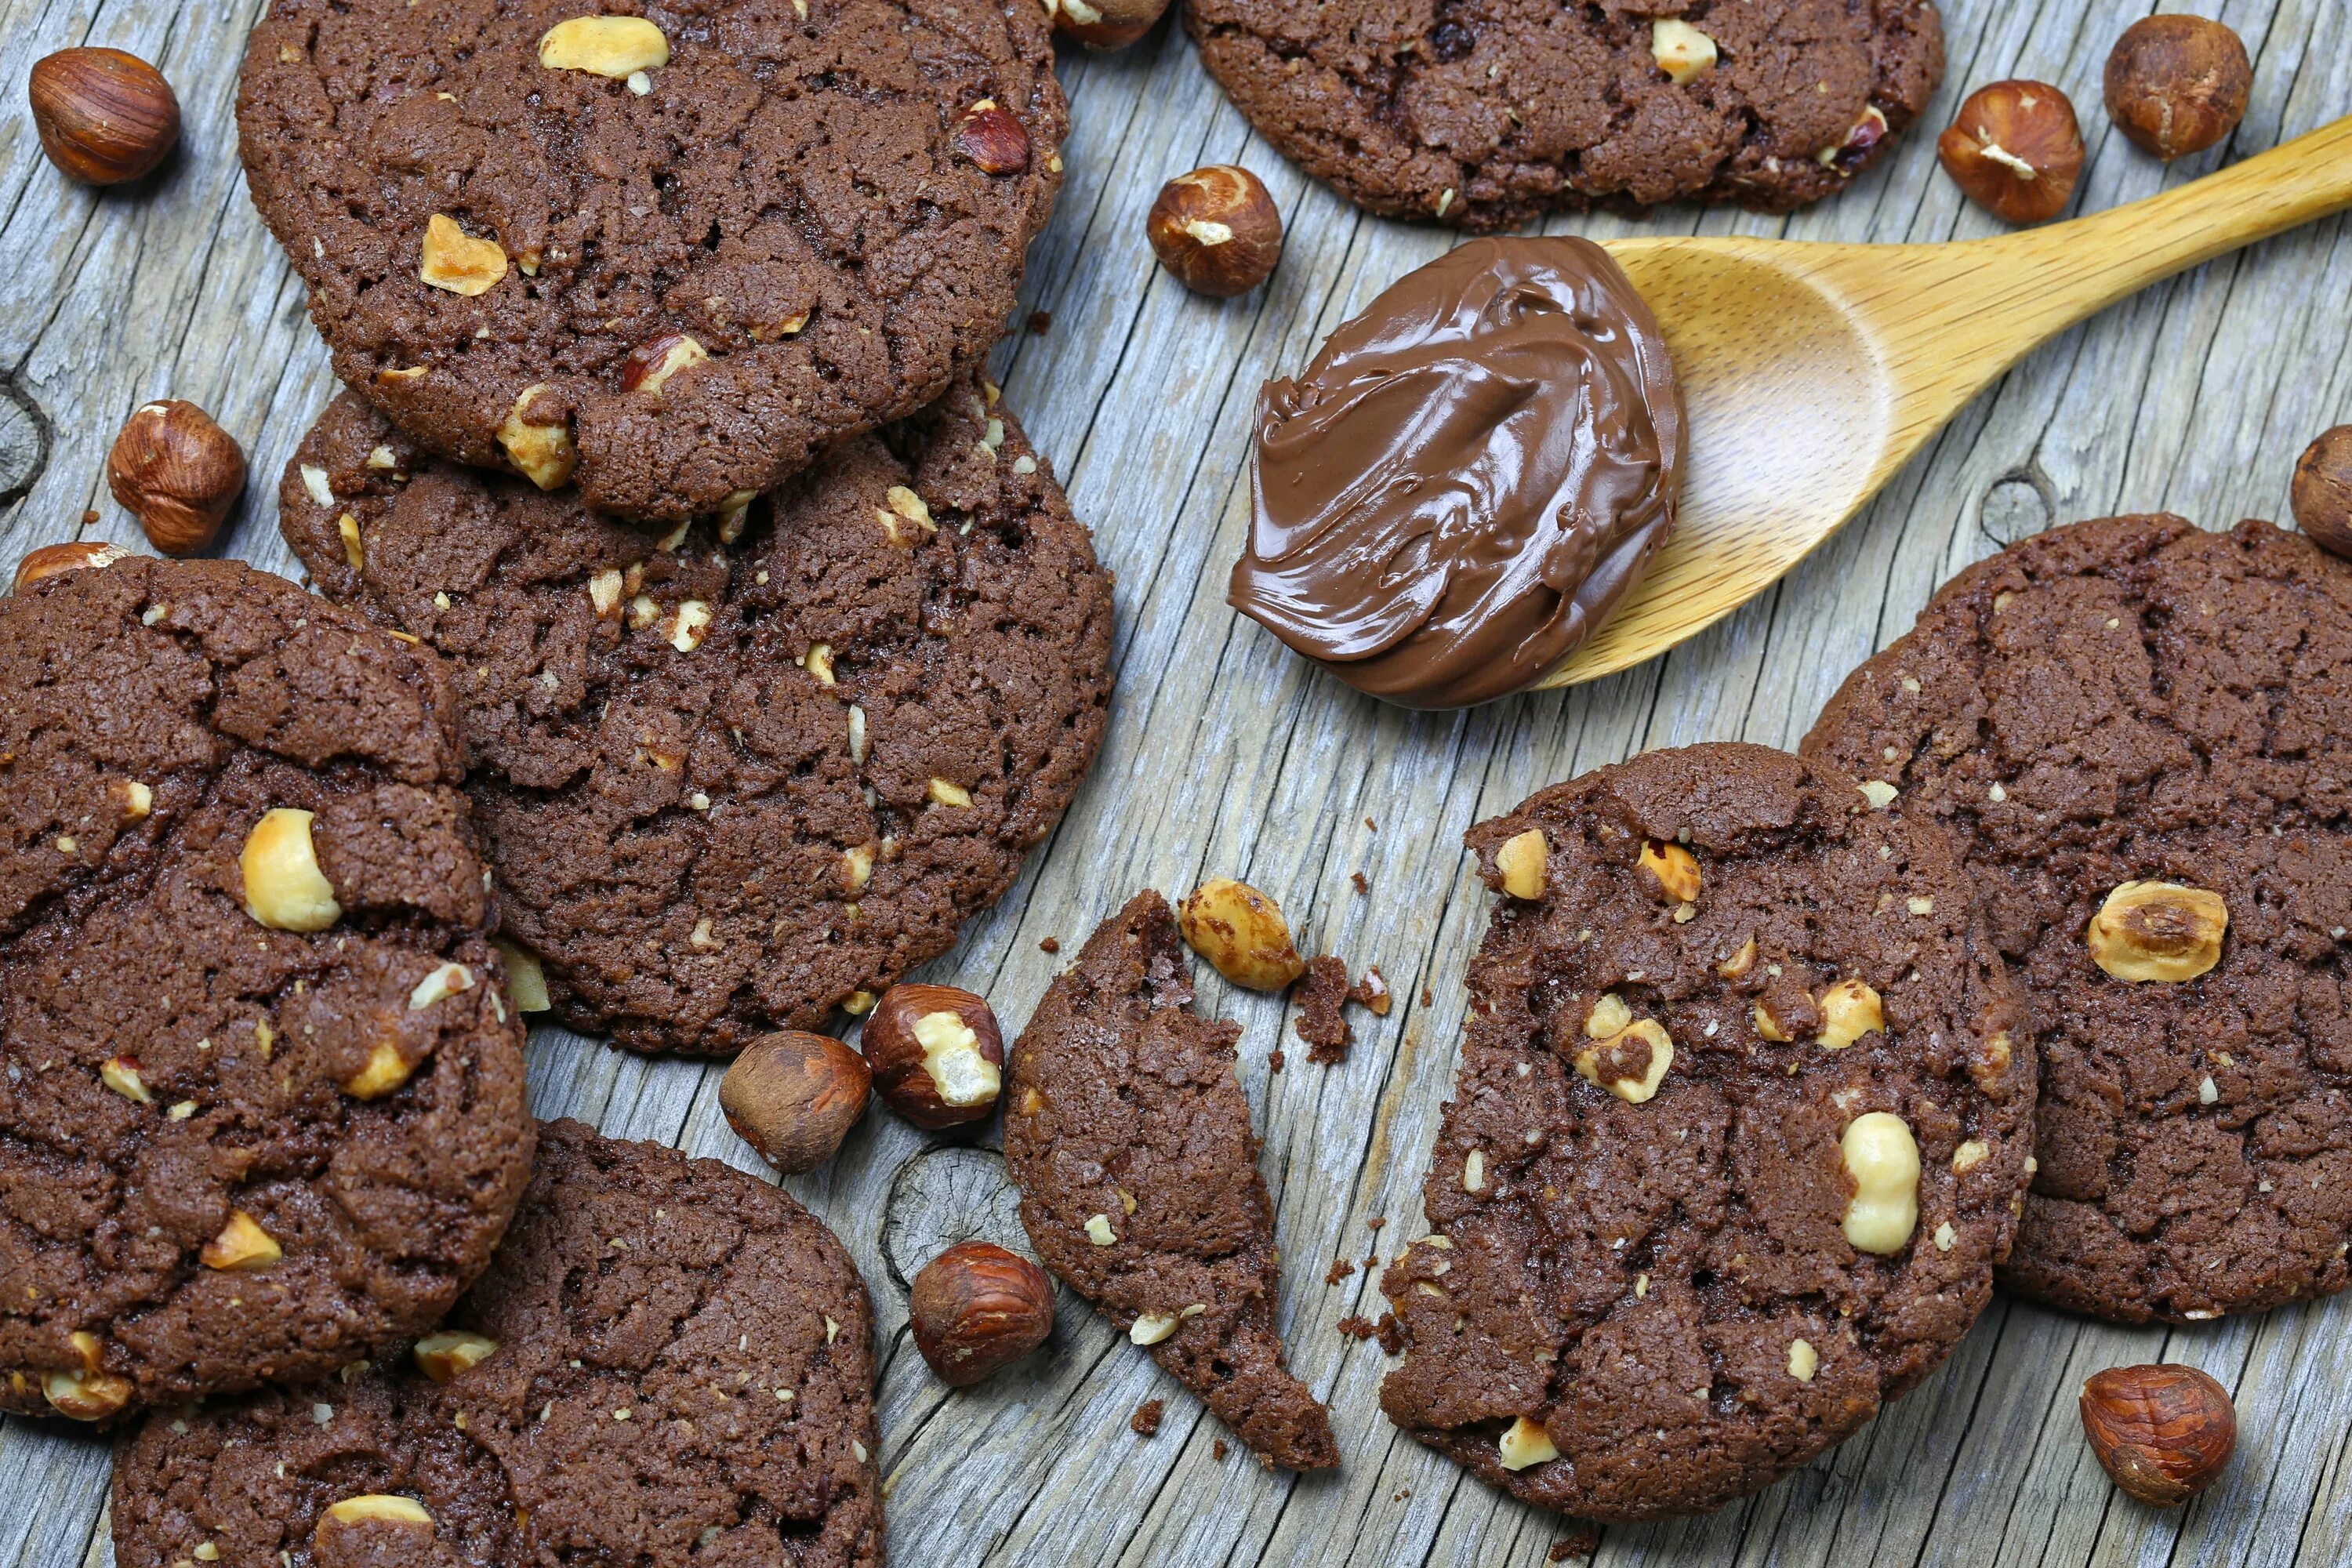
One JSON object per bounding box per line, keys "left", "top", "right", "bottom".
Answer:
{"left": 1131, "top": 1399, "right": 1163, "bottom": 1436}
{"left": 1324, "top": 1258, "right": 1355, "bottom": 1285}
{"left": 1294, "top": 955, "right": 1352, "bottom": 1063}
{"left": 1039, "top": 936, "right": 1060, "bottom": 953}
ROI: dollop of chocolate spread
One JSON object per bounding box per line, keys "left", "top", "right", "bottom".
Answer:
{"left": 1229, "top": 237, "right": 1683, "bottom": 708}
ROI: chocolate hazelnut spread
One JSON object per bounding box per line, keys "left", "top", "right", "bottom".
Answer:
{"left": 1229, "top": 237, "right": 1683, "bottom": 708}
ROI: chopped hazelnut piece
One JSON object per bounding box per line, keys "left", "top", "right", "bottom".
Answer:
{"left": 1815, "top": 979, "right": 1884, "bottom": 1050}
{"left": 1495, "top": 829, "right": 1548, "bottom": 899}
{"left": 1497, "top": 1415, "right": 1559, "bottom": 1470}
{"left": 201, "top": 1210, "right": 283, "bottom": 1272}
{"left": 419, "top": 214, "right": 506, "bottom": 296}
{"left": 2087, "top": 880, "right": 2227, "bottom": 982}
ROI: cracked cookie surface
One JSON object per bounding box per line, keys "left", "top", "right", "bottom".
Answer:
{"left": 281, "top": 379, "right": 1113, "bottom": 1056}
{"left": 1381, "top": 743, "right": 2026, "bottom": 1520}
{"left": 112, "top": 1118, "right": 883, "bottom": 1568}
{"left": 1806, "top": 515, "right": 2352, "bottom": 1323}
{"left": 1004, "top": 891, "right": 1338, "bottom": 1470}
{"left": 238, "top": 0, "right": 1065, "bottom": 522}
{"left": 1188, "top": 0, "right": 1942, "bottom": 230}
{"left": 0, "top": 557, "right": 532, "bottom": 1423}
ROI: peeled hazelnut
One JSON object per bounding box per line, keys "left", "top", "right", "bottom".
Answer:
{"left": 2105, "top": 15, "right": 2252, "bottom": 161}
{"left": 497, "top": 384, "right": 576, "bottom": 491}
{"left": 107, "top": 401, "right": 245, "bottom": 555}
{"left": 1937, "top": 81, "right": 2085, "bottom": 225}
{"left": 863, "top": 985, "right": 1004, "bottom": 1129}
{"left": 1178, "top": 877, "right": 1307, "bottom": 990}
{"left": 493, "top": 939, "right": 552, "bottom": 1013}
{"left": 1839, "top": 1111, "right": 1920, "bottom": 1255}
{"left": 1494, "top": 829, "right": 1548, "bottom": 900}
{"left": 2080, "top": 1364, "right": 2236, "bottom": 1507}
{"left": 1650, "top": 19, "right": 1717, "bottom": 85}
{"left": 42, "top": 1330, "right": 132, "bottom": 1421}
{"left": 1638, "top": 840, "right": 1700, "bottom": 903}
{"left": 2088, "top": 880, "right": 2227, "bottom": 982}
{"left": 537, "top": 15, "right": 669, "bottom": 77}
{"left": 29, "top": 48, "right": 180, "bottom": 185}
{"left": 13, "top": 540, "right": 129, "bottom": 594}
{"left": 720, "top": 1031, "right": 872, "bottom": 1173}
{"left": 909, "top": 1241, "right": 1056, "bottom": 1386}
{"left": 1497, "top": 1415, "right": 1559, "bottom": 1471}
{"left": 951, "top": 100, "right": 1030, "bottom": 175}
{"left": 413, "top": 1330, "right": 499, "bottom": 1382}
{"left": 317, "top": 1495, "right": 434, "bottom": 1552}
{"left": 621, "top": 333, "right": 709, "bottom": 396}
{"left": 1815, "top": 978, "right": 1884, "bottom": 1050}
{"left": 2291, "top": 426, "right": 2352, "bottom": 560}
{"left": 200, "top": 1209, "right": 282, "bottom": 1272}
{"left": 342, "top": 1039, "right": 419, "bottom": 1101}
{"left": 239, "top": 808, "right": 342, "bottom": 933}
{"left": 1052, "top": 0, "right": 1172, "bottom": 49}
{"left": 418, "top": 213, "right": 506, "bottom": 296}
{"left": 1147, "top": 165, "right": 1283, "bottom": 299}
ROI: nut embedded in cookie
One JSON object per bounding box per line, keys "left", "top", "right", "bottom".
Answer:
{"left": 2087, "top": 880, "right": 2227, "bottom": 982}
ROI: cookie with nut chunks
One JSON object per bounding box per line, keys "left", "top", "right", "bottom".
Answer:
{"left": 1189, "top": 0, "right": 1942, "bottom": 230}
{"left": 1004, "top": 891, "right": 1339, "bottom": 1470}
{"left": 1381, "top": 742, "right": 2027, "bottom": 1522}
{"left": 111, "top": 1119, "right": 884, "bottom": 1568}
{"left": 1805, "top": 514, "right": 2352, "bottom": 1323}
{"left": 281, "top": 378, "right": 1113, "bottom": 1055}
{"left": 0, "top": 557, "right": 532, "bottom": 1424}
{"left": 237, "top": 0, "right": 1065, "bottom": 523}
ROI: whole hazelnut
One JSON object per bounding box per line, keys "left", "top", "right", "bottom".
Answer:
{"left": 2105, "top": 15, "right": 2252, "bottom": 162}
{"left": 2080, "top": 1363, "right": 2236, "bottom": 1507}
{"left": 720, "top": 1031, "right": 872, "bottom": 1174}
{"left": 1052, "top": 0, "right": 1172, "bottom": 50}
{"left": 2291, "top": 426, "right": 2352, "bottom": 560}
{"left": 13, "top": 540, "right": 129, "bottom": 595}
{"left": 28, "top": 48, "right": 180, "bottom": 186}
{"left": 951, "top": 100, "right": 1031, "bottom": 176}
{"left": 1937, "top": 81, "right": 2085, "bottom": 225}
{"left": 1147, "top": 165, "right": 1283, "bottom": 298}
{"left": 107, "top": 400, "right": 245, "bottom": 555}
{"left": 862, "top": 984, "right": 1004, "bottom": 1129}
{"left": 909, "top": 1240, "right": 1056, "bottom": 1386}
{"left": 1178, "top": 877, "right": 1306, "bottom": 989}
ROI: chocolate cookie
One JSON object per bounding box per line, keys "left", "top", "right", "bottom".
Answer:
{"left": 281, "top": 379, "right": 1113, "bottom": 1055}
{"left": 0, "top": 557, "right": 532, "bottom": 1424}
{"left": 238, "top": 0, "right": 1065, "bottom": 523}
{"left": 1381, "top": 743, "right": 2028, "bottom": 1521}
{"left": 1804, "top": 516, "right": 2352, "bottom": 1323}
{"left": 1188, "top": 0, "right": 1943, "bottom": 230}
{"left": 113, "top": 1119, "right": 884, "bottom": 1567}
{"left": 1004, "top": 891, "right": 1339, "bottom": 1470}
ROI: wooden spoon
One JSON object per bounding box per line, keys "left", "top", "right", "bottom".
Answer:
{"left": 1537, "top": 112, "right": 2352, "bottom": 690}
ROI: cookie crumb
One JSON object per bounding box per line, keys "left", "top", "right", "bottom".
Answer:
{"left": 1213, "top": 1438, "right": 1229, "bottom": 1461}
{"left": 1131, "top": 1398, "right": 1163, "bottom": 1436}
{"left": 1324, "top": 1258, "right": 1356, "bottom": 1285}
{"left": 1367, "top": 1217, "right": 1385, "bottom": 1232}
{"left": 1039, "top": 936, "right": 1060, "bottom": 953}
{"left": 1351, "top": 871, "right": 1368, "bottom": 895}
{"left": 1549, "top": 1524, "right": 1602, "bottom": 1560}
{"left": 1420, "top": 986, "right": 1434, "bottom": 1008}
{"left": 1294, "top": 955, "right": 1352, "bottom": 1064}
{"left": 1375, "top": 1312, "right": 1403, "bottom": 1355}
{"left": 1348, "top": 964, "right": 1392, "bottom": 1016}
{"left": 1337, "top": 1314, "right": 1377, "bottom": 1340}
{"left": 1028, "top": 310, "right": 1053, "bottom": 336}
{"left": 1364, "top": 816, "right": 1377, "bottom": 831}
{"left": 81, "top": 510, "right": 99, "bottom": 525}
{"left": 1268, "top": 1048, "right": 1286, "bottom": 1073}
{"left": 1392, "top": 1486, "right": 1412, "bottom": 1501}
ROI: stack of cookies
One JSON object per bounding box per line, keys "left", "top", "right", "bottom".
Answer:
{"left": 2, "top": 2, "right": 1112, "bottom": 1562}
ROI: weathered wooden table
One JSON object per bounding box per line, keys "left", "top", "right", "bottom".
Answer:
{"left": 8, "top": 0, "right": 2352, "bottom": 1563}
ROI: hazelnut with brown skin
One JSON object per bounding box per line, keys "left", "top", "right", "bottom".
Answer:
{"left": 1053, "top": 0, "right": 1172, "bottom": 50}
{"left": 29, "top": 48, "right": 180, "bottom": 186}
{"left": 951, "top": 101, "right": 1030, "bottom": 176}
{"left": 107, "top": 400, "right": 245, "bottom": 555}
{"left": 13, "top": 540, "right": 129, "bottom": 595}
{"left": 2105, "top": 15, "right": 2252, "bottom": 162}
{"left": 720, "top": 1031, "right": 872, "bottom": 1174}
{"left": 862, "top": 984, "right": 1004, "bottom": 1129}
{"left": 1148, "top": 165, "right": 1283, "bottom": 298}
{"left": 2291, "top": 426, "right": 2352, "bottom": 560}
{"left": 2080, "top": 1363, "right": 2236, "bottom": 1507}
{"left": 1937, "top": 81, "right": 2085, "bottom": 225}
{"left": 909, "top": 1241, "right": 1057, "bottom": 1386}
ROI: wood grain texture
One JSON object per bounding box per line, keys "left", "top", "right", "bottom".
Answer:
{"left": 5, "top": 1, "right": 2352, "bottom": 1564}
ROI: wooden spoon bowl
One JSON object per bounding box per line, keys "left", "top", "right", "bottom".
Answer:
{"left": 1538, "top": 112, "right": 2352, "bottom": 688}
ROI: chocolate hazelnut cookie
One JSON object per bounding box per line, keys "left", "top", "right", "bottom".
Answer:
{"left": 1381, "top": 743, "right": 2027, "bottom": 1520}
{"left": 112, "top": 1118, "right": 884, "bottom": 1568}
{"left": 1805, "top": 516, "right": 2352, "bottom": 1323}
{"left": 281, "top": 378, "right": 1113, "bottom": 1055}
{"left": 1004, "top": 891, "right": 1339, "bottom": 1470}
{"left": 0, "top": 557, "right": 532, "bottom": 1425}
{"left": 1188, "top": 0, "right": 1943, "bottom": 230}
{"left": 238, "top": 0, "right": 1065, "bottom": 523}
